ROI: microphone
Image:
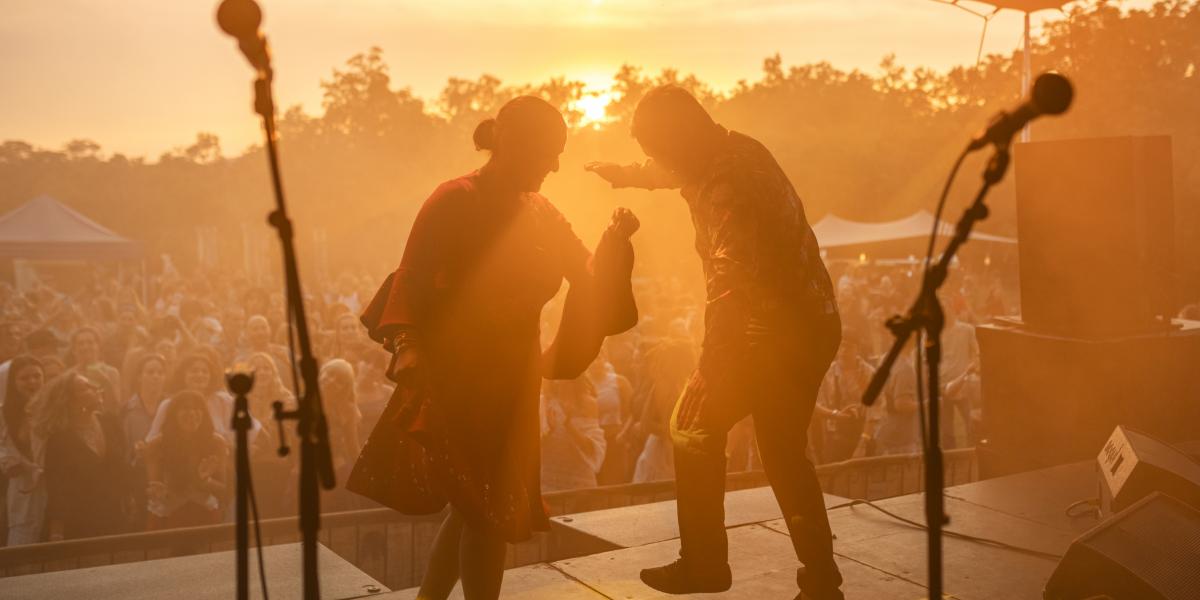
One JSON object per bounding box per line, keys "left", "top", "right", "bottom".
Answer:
{"left": 968, "top": 72, "right": 1073, "bottom": 150}
{"left": 216, "top": 0, "right": 270, "bottom": 72}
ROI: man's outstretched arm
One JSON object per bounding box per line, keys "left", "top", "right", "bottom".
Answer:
{"left": 585, "top": 160, "right": 682, "bottom": 191}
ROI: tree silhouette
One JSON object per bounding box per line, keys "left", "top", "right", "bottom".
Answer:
{"left": 0, "top": 0, "right": 1195, "bottom": 296}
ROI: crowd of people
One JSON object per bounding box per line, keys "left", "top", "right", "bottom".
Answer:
{"left": 0, "top": 256, "right": 1003, "bottom": 547}
{"left": 536, "top": 259, "right": 1003, "bottom": 490}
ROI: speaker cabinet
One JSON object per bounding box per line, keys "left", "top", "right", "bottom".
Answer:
{"left": 1014, "top": 136, "right": 1174, "bottom": 338}
{"left": 1044, "top": 492, "right": 1200, "bottom": 600}
{"left": 1098, "top": 426, "right": 1200, "bottom": 516}
{"left": 976, "top": 322, "right": 1200, "bottom": 477}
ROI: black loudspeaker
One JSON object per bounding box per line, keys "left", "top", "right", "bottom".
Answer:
{"left": 975, "top": 322, "right": 1200, "bottom": 477}
{"left": 1098, "top": 426, "right": 1200, "bottom": 516}
{"left": 1014, "top": 136, "right": 1175, "bottom": 338}
{"left": 1044, "top": 492, "right": 1200, "bottom": 600}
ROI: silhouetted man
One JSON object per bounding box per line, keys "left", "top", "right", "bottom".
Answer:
{"left": 587, "top": 85, "right": 844, "bottom": 600}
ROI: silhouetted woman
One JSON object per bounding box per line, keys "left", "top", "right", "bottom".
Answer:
{"left": 350, "top": 96, "right": 639, "bottom": 600}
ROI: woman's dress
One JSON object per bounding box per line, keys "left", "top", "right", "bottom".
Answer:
{"left": 349, "top": 170, "right": 636, "bottom": 542}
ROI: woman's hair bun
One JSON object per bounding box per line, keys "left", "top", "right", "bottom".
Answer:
{"left": 473, "top": 118, "right": 496, "bottom": 151}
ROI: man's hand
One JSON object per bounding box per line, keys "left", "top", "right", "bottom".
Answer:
{"left": 584, "top": 162, "right": 630, "bottom": 187}
{"left": 608, "top": 207, "right": 640, "bottom": 239}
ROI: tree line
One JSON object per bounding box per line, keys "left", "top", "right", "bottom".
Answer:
{"left": 1, "top": 0, "right": 1196, "bottom": 295}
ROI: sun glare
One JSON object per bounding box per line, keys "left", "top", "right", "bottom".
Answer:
{"left": 575, "top": 90, "right": 613, "bottom": 127}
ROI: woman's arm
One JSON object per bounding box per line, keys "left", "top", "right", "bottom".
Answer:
{"left": 541, "top": 206, "right": 639, "bottom": 379}
{"left": 361, "top": 183, "right": 460, "bottom": 346}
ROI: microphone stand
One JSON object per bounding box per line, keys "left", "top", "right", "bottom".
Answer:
{"left": 862, "top": 144, "right": 1011, "bottom": 600}
{"left": 235, "top": 45, "right": 337, "bottom": 600}
{"left": 227, "top": 371, "right": 255, "bottom": 600}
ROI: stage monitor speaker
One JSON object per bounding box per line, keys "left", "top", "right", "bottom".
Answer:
{"left": 1098, "top": 426, "right": 1200, "bottom": 516}
{"left": 1014, "top": 135, "right": 1175, "bottom": 338}
{"left": 1044, "top": 492, "right": 1200, "bottom": 600}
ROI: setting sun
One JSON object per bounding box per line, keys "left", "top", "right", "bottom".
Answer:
{"left": 1, "top": 2, "right": 1196, "bottom": 600}
{"left": 574, "top": 89, "right": 614, "bottom": 127}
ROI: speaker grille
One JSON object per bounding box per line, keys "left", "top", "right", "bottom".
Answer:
{"left": 1085, "top": 494, "right": 1200, "bottom": 599}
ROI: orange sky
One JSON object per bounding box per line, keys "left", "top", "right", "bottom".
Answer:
{"left": 0, "top": 0, "right": 1153, "bottom": 158}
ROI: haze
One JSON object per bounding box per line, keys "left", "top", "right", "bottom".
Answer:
{"left": 0, "top": 0, "right": 1153, "bottom": 158}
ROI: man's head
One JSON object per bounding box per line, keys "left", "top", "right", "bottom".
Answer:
{"left": 70, "top": 327, "right": 102, "bottom": 365}
{"left": 246, "top": 315, "right": 271, "bottom": 349}
{"left": 24, "top": 328, "right": 62, "bottom": 360}
{"left": 632, "top": 85, "right": 722, "bottom": 178}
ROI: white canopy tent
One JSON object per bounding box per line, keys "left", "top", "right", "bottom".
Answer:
{"left": 812, "top": 210, "right": 1016, "bottom": 249}
{"left": 0, "top": 195, "right": 142, "bottom": 260}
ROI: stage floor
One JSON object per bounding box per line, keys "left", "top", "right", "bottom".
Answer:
{"left": 385, "top": 461, "right": 1101, "bottom": 599}
{"left": 0, "top": 542, "right": 388, "bottom": 600}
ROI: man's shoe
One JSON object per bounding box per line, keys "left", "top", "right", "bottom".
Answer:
{"left": 795, "top": 566, "right": 845, "bottom": 600}
{"left": 639, "top": 559, "right": 732, "bottom": 594}
{"left": 793, "top": 588, "right": 846, "bottom": 600}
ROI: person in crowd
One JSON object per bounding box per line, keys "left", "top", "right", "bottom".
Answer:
{"left": 318, "top": 358, "right": 363, "bottom": 511}
{"left": 67, "top": 327, "right": 122, "bottom": 416}
{"left": 326, "top": 312, "right": 365, "bottom": 362}
{"left": 266, "top": 301, "right": 290, "bottom": 348}
{"left": 587, "top": 85, "right": 843, "bottom": 598}
{"left": 624, "top": 336, "right": 695, "bottom": 483}
{"left": 238, "top": 315, "right": 291, "bottom": 390}
{"left": 354, "top": 349, "right": 393, "bottom": 437}
{"left": 586, "top": 349, "right": 633, "bottom": 485}
{"left": 148, "top": 352, "right": 233, "bottom": 440}
{"left": 0, "top": 329, "right": 63, "bottom": 409}
{"left": 39, "top": 356, "right": 66, "bottom": 382}
{"left": 540, "top": 377, "right": 607, "bottom": 492}
{"left": 242, "top": 351, "right": 292, "bottom": 518}
{"left": 0, "top": 356, "right": 46, "bottom": 545}
{"left": 874, "top": 342, "right": 921, "bottom": 456}
{"left": 103, "top": 304, "right": 148, "bottom": 370}
{"left": 319, "top": 358, "right": 362, "bottom": 474}
{"left": 939, "top": 302, "right": 979, "bottom": 449}
{"left": 350, "top": 96, "right": 639, "bottom": 600}
{"left": 814, "top": 334, "right": 876, "bottom": 463}
{"left": 242, "top": 288, "right": 270, "bottom": 324}
{"left": 245, "top": 351, "right": 294, "bottom": 425}
{"left": 35, "top": 372, "right": 134, "bottom": 540}
{"left": 142, "top": 391, "right": 228, "bottom": 530}
{"left": 122, "top": 353, "right": 169, "bottom": 447}
{"left": 332, "top": 273, "right": 363, "bottom": 315}
{"left": 154, "top": 339, "right": 178, "bottom": 375}
{"left": 0, "top": 322, "right": 22, "bottom": 366}
{"left": 121, "top": 351, "right": 169, "bottom": 530}
{"left": 190, "top": 317, "right": 224, "bottom": 351}
{"left": 45, "top": 301, "right": 84, "bottom": 343}
{"left": 219, "top": 305, "right": 247, "bottom": 363}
